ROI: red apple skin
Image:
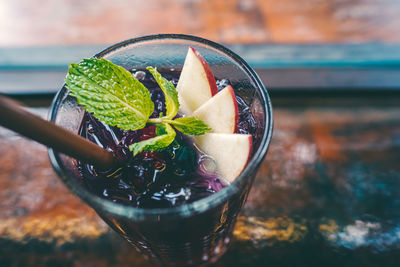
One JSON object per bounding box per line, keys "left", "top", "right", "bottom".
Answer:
{"left": 190, "top": 46, "right": 218, "bottom": 96}
{"left": 225, "top": 85, "right": 239, "bottom": 133}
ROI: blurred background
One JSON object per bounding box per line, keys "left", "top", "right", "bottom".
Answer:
{"left": 1, "top": 0, "right": 400, "bottom": 45}
{"left": 1, "top": 0, "right": 400, "bottom": 94}
{"left": 1, "top": 0, "right": 400, "bottom": 266}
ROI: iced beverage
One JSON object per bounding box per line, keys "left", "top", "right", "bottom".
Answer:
{"left": 49, "top": 34, "right": 273, "bottom": 266}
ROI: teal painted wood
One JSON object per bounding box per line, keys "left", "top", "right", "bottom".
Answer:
{"left": 231, "top": 43, "right": 400, "bottom": 68}
{"left": 1, "top": 43, "right": 400, "bottom": 94}
{"left": 2, "top": 43, "right": 400, "bottom": 69}
{"left": 0, "top": 45, "right": 105, "bottom": 70}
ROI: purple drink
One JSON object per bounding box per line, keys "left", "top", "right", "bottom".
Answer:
{"left": 78, "top": 69, "right": 256, "bottom": 209}
{"left": 49, "top": 35, "right": 273, "bottom": 266}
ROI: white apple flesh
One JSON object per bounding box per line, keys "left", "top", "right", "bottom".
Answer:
{"left": 176, "top": 47, "right": 218, "bottom": 114}
{"left": 194, "top": 133, "right": 252, "bottom": 183}
{"left": 192, "top": 85, "right": 238, "bottom": 134}
{"left": 177, "top": 46, "right": 253, "bottom": 183}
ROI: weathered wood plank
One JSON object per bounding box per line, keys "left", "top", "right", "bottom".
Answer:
{"left": 1, "top": 104, "right": 400, "bottom": 266}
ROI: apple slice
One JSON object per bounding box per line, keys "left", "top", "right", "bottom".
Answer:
{"left": 177, "top": 46, "right": 218, "bottom": 114}
{"left": 192, "top": 85, "right": 238, "bottom": 133}
{"left": 194, "top": 133, "right": 252, "bottom": 183}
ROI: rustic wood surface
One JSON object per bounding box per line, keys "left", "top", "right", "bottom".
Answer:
{"left": 1, "top": 0, "right": 400, "bottom": 46}
{"left": 1, "top": 98, "right": 399, "bottom": 266}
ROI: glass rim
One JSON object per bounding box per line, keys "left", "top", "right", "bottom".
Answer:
{"left": 48, "top": 34, "right": 273, "bottom": 220}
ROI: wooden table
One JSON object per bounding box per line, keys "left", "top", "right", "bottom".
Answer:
{"left": 1, "top": 94, "right": 399, "bottom": 266}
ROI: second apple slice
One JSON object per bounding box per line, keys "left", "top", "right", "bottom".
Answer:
{"left": 192, "top": 85, "right": 238, "bottom": 134}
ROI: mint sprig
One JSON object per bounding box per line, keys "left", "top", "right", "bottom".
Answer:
{"left": 66, "top": 58, "right": 154, "bottom": 131}
{"left": 129, "top": 123, "right": 176, "bottom": 156}
{"left": 65, "top": 58, "right": 211, "bottom": 156}
{"left": 168, "top": 117, "right": 211, "bottom": 135}
{"left": 147, "top": 66, "right": 179, "bottom": 119}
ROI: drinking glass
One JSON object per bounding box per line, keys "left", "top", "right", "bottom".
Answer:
{"left": 49, "top": 34, "right": 273, "bottom": 266}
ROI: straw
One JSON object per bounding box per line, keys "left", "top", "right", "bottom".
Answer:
{"left": 0, "top": 94, "right": 117, "bottom": 169}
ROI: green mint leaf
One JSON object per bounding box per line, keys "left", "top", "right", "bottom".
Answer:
{"left": 169, "top": 117, "right": 211, "bottom": 135}
{"left": 155, "top": 123, "right": 167, "bottom": 135}
{"left": 129, "top": 123, "right": 176, "bottom": 156}
{"left": 65, "top": 58, "right": 154, "bottom": 131}
{"left": 146, "top": 67, "right": 179, "bottom": 119}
